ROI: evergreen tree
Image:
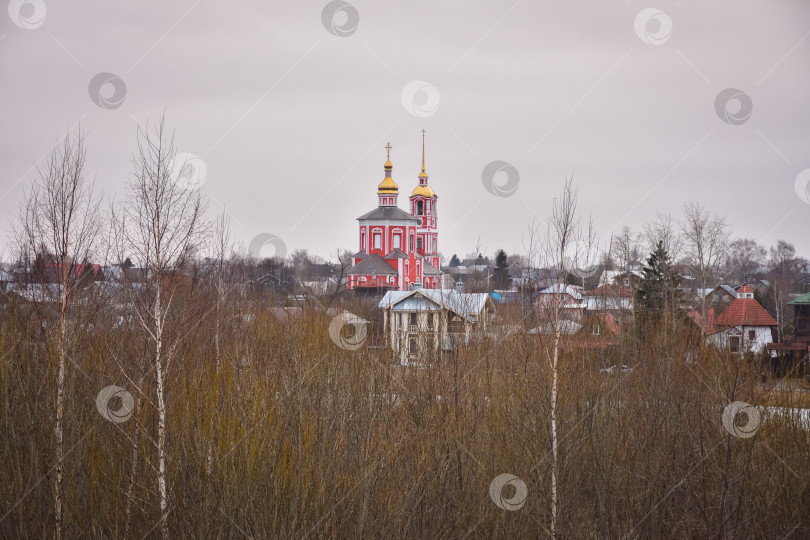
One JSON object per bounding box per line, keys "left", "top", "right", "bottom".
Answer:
{"left": 636, "top": 240, "right": 682, "bottom": 323}
{"left": 493, "top": 249, "right": 510, "bottom": 290}
{"left": 449, "top": 254, "right": 461, "bottom": 267}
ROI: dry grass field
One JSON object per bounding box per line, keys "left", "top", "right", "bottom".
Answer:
{"left": 1, "top": 295, "right": 808, "bottom": 538}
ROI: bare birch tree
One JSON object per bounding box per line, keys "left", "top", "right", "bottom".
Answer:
{"left": 643, "top": 211, "right": 682, "bottom": 261}
{"left": 768, "top": 240, "right": 805, "bottom": 341}
{"left": 14, "top": 129, "right": 102, "bottom": 540}
{"left": 113, "top": 115, "right": 207, "bottom": 538}
{"left": 680, "top": 201, "right": 730, "bottom": 324}
{"left": 543, "top": 177, "right": 580, "bottom": 538}
{"left": 521, "top": 217, "right": 542, "bottom": 326}
{"left": 207, "top": 211, "right": 233, "bottom": 474}
{"left": 614, "top": 226, "right": 640, "bottom": 282}
{"left": 725, "top": 238, "right": 766, "bottom": 283}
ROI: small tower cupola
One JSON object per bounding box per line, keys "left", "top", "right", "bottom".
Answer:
{"left": 377, "top": 142, "right": 398, "bottom": 207}
{"left": 737, "top": 283, "right": 755, "bottom": 299}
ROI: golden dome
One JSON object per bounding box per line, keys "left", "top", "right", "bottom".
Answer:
{"left": 385, "top": 159, "right": 392, "bottom": 169}
{"left": 378, "top": 176, "right": 398, "bottom": 194}
{"left": 410, "top": 184, "right": 435, "bottom": 198}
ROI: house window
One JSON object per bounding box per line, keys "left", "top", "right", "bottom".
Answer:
{"left": 409, "top": 337, "right": 417, "bottom": 355}
{"left": 410, "top": 313, "right": 417, "bottom": 326}
{"left": 748, "top": 330, "right": 756, "bottom": 341}
{"left": 428, "top": 313, "right": 434, "bottom": 328}
{"left": 592, "top": 325, "right": 600, "bottom": 336}
{"left": 623, "top": 278, "right": 629, "bottom": 287}
{"left": 729, "top": 336, "right": 740, "bottom": 353}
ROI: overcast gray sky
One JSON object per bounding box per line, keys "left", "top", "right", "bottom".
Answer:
{"left": 2, "top": 0, "right": 809, "bottom": 264}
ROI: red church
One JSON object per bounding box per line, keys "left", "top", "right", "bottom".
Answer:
{"left": 347, "top": 133, "right": 442, "bottom": 292}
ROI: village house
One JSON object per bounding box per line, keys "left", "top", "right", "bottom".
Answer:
{"left": 576, "top": 312, "right": 621, "bottom": 349}
{"left": 534, "top": 283, "right": 586, "bottom": 323}
{"left": 583, "top": 284, "right": 633, "bottom": 313}
{"left": 528, "top": 312, "right": 620, "bottom": 351}
{"left": 707, "top": 284, "right": 777, "bottom": 356}
{"left": 378, "top": 288, "right": 494, "bottom": 364}
{"left": 601, "top": 268, "right": 644, "bottom": 290}
{"left": 700, "top": 284, "right": 738, "bottom": 312}
{"left": 0, "top": 269, "right": 11, "bottom": 295}
{"left": 766, "top": 292, "right": 810, "bottom": 370}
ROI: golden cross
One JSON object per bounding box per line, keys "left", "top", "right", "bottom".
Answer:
{"left": 385, "top": 142, "right": 392, "bottom": 158}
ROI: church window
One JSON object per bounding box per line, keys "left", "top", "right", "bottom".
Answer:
{"left": 417, "top": 237, "right": 423, "bottom": 250}
{"left": 374, "top": 233, "right": 381, "bottom": 250}
{"left": 417, "top": 200, "right": 424, "bottom": 215}
{"left": 393, "top": 234, "right": 401, "bottom": 249}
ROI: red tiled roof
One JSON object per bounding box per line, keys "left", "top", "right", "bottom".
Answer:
{"left": 714, "top": 297, "right": 776, "bottom": 327}
{"left": 45, "top": 263, "right": 101, "bottom": 277}
{"left": 736, "top": 284, "right": 754, "bottom": 294}
{"left": 589, "top": 284, "right": 633, "bottom": 298}
{"left": 688, "top": 308, "right": 716, "bottom": 334}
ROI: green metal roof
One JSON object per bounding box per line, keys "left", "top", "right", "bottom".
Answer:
{"left": 788, "top": 292, "right": 810, "bottom": 305}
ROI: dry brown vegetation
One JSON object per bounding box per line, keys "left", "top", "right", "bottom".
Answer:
{"left": 1, "top": 295, "right": 808, "bottom": 538}
{"left": 2, "top": 122, "right": 808, "bottom": 538}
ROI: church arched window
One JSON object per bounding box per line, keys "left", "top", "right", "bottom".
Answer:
{"left": 417, "top": 200, "right": 423, "bottom": 215}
